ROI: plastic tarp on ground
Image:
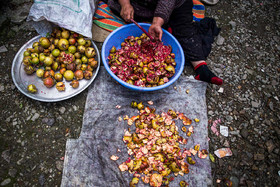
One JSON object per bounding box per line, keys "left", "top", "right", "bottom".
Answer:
{"left": 61, "top": 67, "right": 211, "bottom": 187}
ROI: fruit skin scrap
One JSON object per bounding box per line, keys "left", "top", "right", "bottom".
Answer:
{"left": 118, "top": 116, "right": 123, "bottom": 121}
{"left": 127, "top": 119, "right": 133, "bottom": 126}
{"left": 110, "top": 155, "right": 119, "bottom": 161}
{"left": 186, "top": 126, "right": 194, "bottom": 136}
{"left": 119, "top": 163, "right": 128, "bottom": 171}
{"left": 189, "top": 148, "right": 198, "bottom": 156}
{"left": 187, "top": 157, "right": 196, "bottom": 165}
{"left": 123, "top": 115, "right": 129, "bottom": 120}
{"left": 129, "top": 177, "right": 139, "bottom": 187}
{"left": 178, "top": 113, "right": 192, "bottom": 125}
{"left": 198, "top": 149, "right": 208, "bottom": 159}
{"left": 194, "top": 144, "right": 200, "bottom": 151}
{"left": 180, "top": 180, "right": 189, "bottom": 187}
{"left": 150, "top": 173, "right": 163, "bottom": 187}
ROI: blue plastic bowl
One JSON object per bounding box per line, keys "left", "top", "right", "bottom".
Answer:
{"left": 101, "top": 23, "right": 185, "bottom": 91}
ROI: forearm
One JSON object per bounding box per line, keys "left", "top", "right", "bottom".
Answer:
{"left": 118, "top": 0, "right": 131, "bottom": 7}
{"left": 118, "top": 0, "right": 134, "bottom": 22}
{"left": 152, "top": 17, "right": 164, "bottom": 27}
{"left": 154, "top": 0, "right": 176, "bottom": 24}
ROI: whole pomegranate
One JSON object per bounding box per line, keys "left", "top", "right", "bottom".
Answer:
{"left": 66, "top": 63, "right": 76, "bottom": 72}
{"left": 85, "top": 47, "right": 95, "bottom": 58}
{"left": 74, "top": 70, "right": 83, "bottom": 80}
{"left": 54, "top": 73, "right": 63, "bottom": 81}
{"left": 39, "top": 37, "right": 51, "bottom": 49}
{"left": 43, "top": 77, "right": 55, "bottom": 88}
{"left": 84, "top": 70, "right": 93, "bottom": 79}
{"left": 36, "top": 69, "right": 44, "bottom": 78}
{"left": 61, "top": 30, "right": 70, "bottom": 39}
{"left": 63, "top": 70, "right": 74, "bottom": 81}
{"left": 58, "top": 39, "right": 69, "bottom": 51}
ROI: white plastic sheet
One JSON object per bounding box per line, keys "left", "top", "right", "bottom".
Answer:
{"left": 27, "top": 0, "right": 97, "bottom": 38}
{"left": 61, "top": 67, "right": 212, "bottom": 186}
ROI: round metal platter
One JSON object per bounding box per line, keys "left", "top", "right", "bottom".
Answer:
{"left": 11, "top": 35, "right": 100, "bottom": 102}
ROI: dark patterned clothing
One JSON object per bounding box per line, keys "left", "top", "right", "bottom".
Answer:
{"left": 106, "top": 0, "right": 185, "bottom": 24}
{"left": 169, "top": 0, "right": 220, "bottom": 64}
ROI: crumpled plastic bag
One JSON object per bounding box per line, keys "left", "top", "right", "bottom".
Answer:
{"left": 27, "top": 0, "right": 97, "bottom": 38}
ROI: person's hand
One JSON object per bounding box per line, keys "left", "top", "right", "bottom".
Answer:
{"left": 149, "top": 24, "right": 162, "bottom": 41}
{"left": 120, "top": 4, "right": 134, "bottom": 22}
{"left": 149, "top": 17, "right": 164, "bottom": 41}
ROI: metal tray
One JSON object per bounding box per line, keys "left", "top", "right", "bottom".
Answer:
{"left": 11, "top": 35, "right": 100, "bottom": 102}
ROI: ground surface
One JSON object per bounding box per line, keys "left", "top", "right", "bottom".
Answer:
{"left": 0, "top": 0, "right": 279, "bottom": 186}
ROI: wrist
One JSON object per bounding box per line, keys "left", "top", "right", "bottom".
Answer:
{"left": 152, "top": 17, "right": 164, "bottom": 26}
{"left": 119, "top": 0, "right": 131, "bottom": 7}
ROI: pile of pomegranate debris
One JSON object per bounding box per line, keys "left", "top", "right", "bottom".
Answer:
{"left": 108, "top": 34, "right": 176, "bottom": 87}
{"left": 23, "top": 27, "right": 98, "bottom": 93}
{"left": 111, "top": 101, "right": 208, "bottom": 187}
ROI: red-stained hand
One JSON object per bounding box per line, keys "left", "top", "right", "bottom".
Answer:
{"left": 149, "top": 24, "right": 163, "bottom": 41}
{"left": 120, "top": 4, "right": 134, "bottom": 22}
{"left": 148, "top": 17, "right": 164, "bottom": 41}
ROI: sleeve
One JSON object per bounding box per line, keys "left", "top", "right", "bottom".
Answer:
{"left": 154, "top": 0, "right": 177, "bottom": 24}
{"left": 107, "top": 0, "right": 122, "bottom": 14}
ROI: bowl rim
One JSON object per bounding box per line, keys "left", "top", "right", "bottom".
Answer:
{"left": 101, "top": 23, "right": 185, "bottom": 91}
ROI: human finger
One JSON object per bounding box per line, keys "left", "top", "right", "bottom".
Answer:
{"left": 130, "top": 9, "right": 134, "bottom": 21}
{"left": 158, "top": 29, "right": 163, "bottom": 41}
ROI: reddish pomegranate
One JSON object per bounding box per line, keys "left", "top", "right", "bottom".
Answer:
{"left": 74, "top": 70, "right": 84, "bottom": 80}
{"left": 43, "top": 77, "right": 55, "bottom": 88}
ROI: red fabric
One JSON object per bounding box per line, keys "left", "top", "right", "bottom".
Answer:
{"left": 211, "top": 77, "right": 223, "bottom": 85}
{"left": 194, "top": 62, "right": 207, "bottom": 70}
{"left": 195, "top": 73, "right": 223, "bottom": 85}
{"left": 167, "top": 27, "right": 173, "bottom": 34}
